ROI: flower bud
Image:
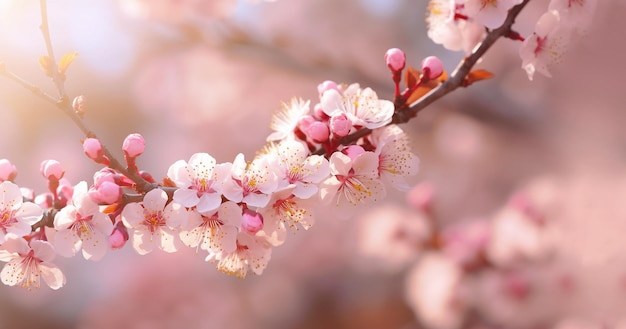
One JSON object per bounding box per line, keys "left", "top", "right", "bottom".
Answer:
{"left": 242, "top": 209, "right": 264, "bottom": 234}
{"left": 421, "top": 56, "right": 444, "bottom": 80}
{"left": 385, "top": 48, "right": 406, "bottom": 72}
{"left": 72, "top": 95, "right": 86, "bottom": 117}
{"left": 83, "top": 138, "right": 104, "bottom": 160}
{"left": 109, "top": 222, "right": 129, "bottom": 250}
{"left": 0, "top": 159, "right": 17, "bottom": 182}
{"left": 317, "top": 80, "right": 340, "bottom": 96}
{"left": 329, "top": 113, "right": 352, "bottom": 137}
{"left": 123, "top": 133, "right": 145, "bottom": 158}
{"left": 88, "top": 181, "right": 121, "bottom": 204}
{"left": 342, "top": 145, "right": 366, "bottom": 161}
{"left": 40, "top": 159, "right": 64, "bottom": 180}
{"left": 306, "top": 122, "right": 330, "bottom": 143}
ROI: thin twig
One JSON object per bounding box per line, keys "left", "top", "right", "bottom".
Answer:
{"left": 39, "top": 0, "right": 66, "bottom": 100}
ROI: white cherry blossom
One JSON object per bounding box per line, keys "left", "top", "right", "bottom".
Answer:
{"left": 53, "top": 181, "right": 113, "bottom": 261}
{"left": 370, "top": 125, "right": 420, "bottom": 191}
{"left": 168, "top": 153, "right": 230, "bottom": 213}
{"left": 464, "top": 0, "right": 523, "bottom": 29}
{"left": 179, "top": 201, "right": 241, "bottom": 254}
{"left": 272, "top": 140, "right": 330, "bottom": 199}
{"left": 426, "top": 0, "right": 485, "bottom": 53}
{"left": 321, "top": 84, "right": 394, "bottom": 129}
{"left": 320, "top": 147, "right": 386, "bottom": 218}
{"left": 0, "top": 181, "right": 43, "bottom": 244}
{"left": 519, "top": 10, "right": 571, "bottom": 80}
{"left": 549, "top": 0, "right": 597, "bottom": 34}
{"left": 221, "top": 153, "right": 279, "bottom": 208}
{"left": 121, "top": 188, "right": 187, "bottom": 255}
{"left": 0, "top": 236, "right": 65, "bottom": 290}
{"left": 267, "top": 98, "right": 311, "bottom": 142}
{"left": 208, "top": 232, "right": 272, "bottom": 279}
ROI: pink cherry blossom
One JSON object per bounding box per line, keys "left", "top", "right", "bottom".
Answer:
{"left": 321, "top": 84, "right": 394, "bottom": 129}
{"left": 319, "top": 148, "right": 386, "bottom": 218}
{"left": 208, "top": 232, "right": 272, "bottom": 279}
{"left": 0, "top": 181, "right": 43, "bottom": 244}
{"left": 464, "top": 0, "right": 523, "bottom": 29}
{"left": 519, "top": 10, "right": 571, "bottom": 80}
{"left": 426, "top": 0, "right": 485, "bottom": 53}
{"left": 405, "top": 253, "right": 466, "bottom": 329}
{"left": 0, "top": 236, "right": 65, "bottom": 290}
{"left": 167, "top": 153, "right": 228, "bottom": 213}
{"left": 549, "top": 0, "right": 597, "bottom": 34}
{"left": 370, "top": 125, "right": 420, "bottom": 191}
{"left": 0, "top": 159, "right": 17, "bottom": 182}
{"left": 179, "top": 201, "right": 241, "bottom": 254}
{"left": 260, "top": 188, "right": 316, "bottom": 233}
{"left": 272, "top": 140, "right": 330, "bottom": 199}
{"left": 121, "top": 188, "right": 187, "bottom": 255}
{"left": 53, "top": 181, "right": 114, "bottom": 261}
{"left": 267, "top": 97, "right": 311, "bottom": 142}
{"left": 221, "top": 153, "right": 279, "bottom": 208}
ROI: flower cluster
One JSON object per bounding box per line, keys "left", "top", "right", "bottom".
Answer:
{"left": 0, "top": 77, "right": 420, "bottom": 288}
{"left": 426, "top": 0, "right": 597, "bottom": 79}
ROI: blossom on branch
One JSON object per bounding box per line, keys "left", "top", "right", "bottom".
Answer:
{"left": 179, "top": 201, "right": 241, "bottom": 254}
{"left": 168, "top": 153, "right": 229, "bottom": 213}
{"left": 519, "top": 10, "right": 571, "bottom": 80}
{"left": 52, "top": 181, "right": 114, "bottom": 261}
{"left": 320, "top": 146, "right": 386, "bottom": 218}
{"left": 0, "top": 236, "right": 65, "bottom": 290}
{"left": 321, "top": 84, "right": 394, "bottom": 129}
{"left": 0, "top": 181, "right": 43, "bottom": 244}
{"left": 121, "top": 188, "right": 187, "bottom": 255}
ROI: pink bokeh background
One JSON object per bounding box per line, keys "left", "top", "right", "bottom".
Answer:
{"left": 1, "top": 0, "right": 625, "bottom": 328}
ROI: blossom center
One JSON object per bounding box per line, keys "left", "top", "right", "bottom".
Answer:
{"left": 142, "top": 210, "right": 165, "bottom": 233}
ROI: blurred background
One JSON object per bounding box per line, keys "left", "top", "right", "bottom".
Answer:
{"left": 1, "top": 0, "right": 626, "bottom": 328}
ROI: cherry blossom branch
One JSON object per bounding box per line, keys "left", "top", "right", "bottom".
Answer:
{"left": 397, "top": 0, "right": 530, "bottom": 121}
{"left": 35, "top": 0, "right": 155, "bottom": 193}
{"left": 333, "top": 0, "right": 531, "bottom": 149}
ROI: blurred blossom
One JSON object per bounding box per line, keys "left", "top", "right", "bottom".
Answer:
{"left": 441, "top": 218, "right": 491, "bottom": 269}
{"left": 405, "top": 253, "right": 466, "bottom": 329}
{"left": 356, "top": 204, "right": 430, "bottom": 273}
{"left": 486, "top": 195, "right": 552, "bottom": 266}
{"left": 119, "top": 0, "right": 237, "bottom": 23}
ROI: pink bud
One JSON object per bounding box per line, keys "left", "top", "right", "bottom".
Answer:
{"left": 93, "top": 168, "right": 116, "bottom": 186}
{"left": 88, "top": 181, "right": 121, "bottom": 204}
{"left": 35, "top": 193, "right": 54, "bottom": 209}
{"left": 109, "top": 222, "right": 129, "bottom": 250}
{"left": 329, "top": 113, "right": 352, "bottom": 137}
{"left": 317, "top": 80, "right": 340, "bottom": 96}
{"left": 40, "top": 159, "right": 65, "bottom": 180}
{"left": 385, "top": 48, "right": 406, "bottom": 72}
{"left": 242, "top": 209, "right": 264, "bottom": 234}
{"left": 83, "top": 138, "right": 104, "bottom": 160}
{"left": 421, "top": 56, "right": 444, "bottom": 80}
{"left": 342, "top": 145, "right": 366, "bottom": 161}
{"left": 139, "top": 171, "right": 156, "bottom": 183}
{"left": 313, "top": 103, "right": 329, "bottom": 121}
{"left": 306, "top": 122, "right": 330, "bottom": 143}
{"left": 0, "top": 159, "right": 17, "bottom": 182}
{"left": 123, "top": 133, "right": 145, "bottom": 158}
{"left": 297, "top": 115, "right": 316, "bottom": 132}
